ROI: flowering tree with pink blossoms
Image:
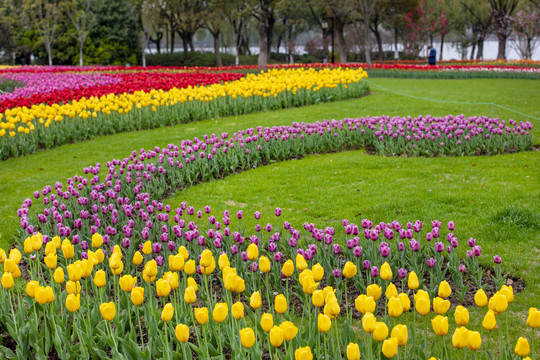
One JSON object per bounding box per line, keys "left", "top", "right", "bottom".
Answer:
{"left": 511, "top": 5, "right": 539, "bottom": 59}
{"left": 403, "top": 0, "right": 448, "bottom": 57}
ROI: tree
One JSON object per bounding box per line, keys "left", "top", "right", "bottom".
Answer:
{"left": 274, "top": 0, "right": 309, "bottom": 63}
{"left": 461, "top": 0, "right": 493, "bottom": 59}
{"left": 223, "top": 0, "right": 251, "bottom": 65}
{"left": 404, "top": 0, "right": 448, "bottom": 56}
{"left": 511, "top": 4, "right": 539, "bottom": 59}
{"left": 168, "top": 0, "right": 204, "bottom": 60}
{"left": 24, "top": 0, "right": 62, "bottom": 65}
{"left": 488, "top": 0, "right": 519, "bottom": 59}
{"left": 251, "top": 0, "right": 277, "bottom": 66}
{"left": 64, "top": 0, "right": 97, "bottom": 66}
{"left": 203, "top": 0, "right": 226, "bottom": 67}
{"left": 135, "top": 0, "right": 161, "bottom": 67}
{"left": 386, "top": 0, "right": 417, "bottom": 60}
{"left": 356, "top": 0, "right": 379, "bottom": 64}
{"left": 0, "top": 5, "right": 16, "bottom": 63}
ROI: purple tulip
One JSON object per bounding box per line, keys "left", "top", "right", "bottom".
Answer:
{"left": 333, "top": 269, "right": 342, "bottom": 278}
{"left": 289, "top": 238, "right": 297, "bottom": 248}
{"left": 254, "top": 211, "right": 261, "bottom": 220}
{"left": 451, "top": 238, "right": 459, "bottom": 248}
{"left": 473, "top": 245, "right": 482, "bottom": 256}
{"left": 251, "top": 262, "right": 258, "bottom": 272}
{"left": 409, "top": 239, "right": 420, "bottom": 252}
{"left": 236, "top": 211, "right": 243, "bottom": 219}
{"left": 363, "top": 260, "right": 371, "bottom": 269}
{"left": 459, "top": 264, "right": 467, "bottom": 273}
{"left": 467, "top": 238, "right": 476, "bottom": 247}
{"left": 398, "top": 268, "right": 408, "bottom": 279}
{"left": 80, "top": 240, "right": 88, "bottom": 251}
{"left": 353, "top": 246, "right": 363, "bottom": 257}
{"left": 448, "top": 221, "right": 455, "bottom": 230}
{"left": 398, "top": 242, "right": 405, "bottom": 251}
{"left": 156, "top": 256, "right": 164, "bottom": 266}
{"left": 268, "top": 242, "right": 277, "bottom": 253}
{"left": 231, "top": 245, "right": 238, "bottom": 254}
{"left": 275, "top": 208, "right": 282, "bottom": 217}
{"left": 427, "top": 257, "right": 437, "bottom": 268}
{"left": 493, "top": 255, "right": 502, "bottom": 264}
{"left": 152, "top": 243, "right": 162, "bottom": 253}
{"left": 274, "top": 252, "right": 283, "bottom": 262}
{"left": 435, "top": 242, "right": 444, "bottom": 252}
{"left": 167, "top": 241, "right": 175, "bottom": 251}
{"left": 370, "top": 266, "right": 379, "bottom": 277}
{"left": 380, "top": 246, "right": 390, "bottom": 258}
{"left": 122, "top": 238, "right": 130, "bottom": 248}
{"left": 332, "top": 244, "right": 341, "bottom": 254}
{"left": 467, "top": 250, "right": 473, "bottom": 258}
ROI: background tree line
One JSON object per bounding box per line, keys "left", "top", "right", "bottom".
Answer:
{"left": 0, "top": 0, "right": 537, "bottom": 66}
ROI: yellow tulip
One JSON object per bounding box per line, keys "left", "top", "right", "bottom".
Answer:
{"left": 100, "top": 302, "right": 116, "bottom": 321}
{"left": 26, "top": 280, "right": 39, "bottom": 298}
{"left": 213, "top": 302, "right": 228, "bottom": 323}
{"left": 239, "top": 327, "right": 255, "bottom": 348}
{"left": 133, "top": 251, "right": 144, "bottom": 265}
{"left": 51, "top": 236, "right": 61, "bottom": 249}
{"left": 161, "top": 303, "right": 174, "bottom": 322}
{"left": 474, "top": 289, "right": 488, "bottom": 307}
{"left": 282, "top": 259, "right": 294, "bottom": 277}
{"left": 109, "top": 252, "right": 122, "bottom": 271}
{"left": 184, "top": 259, "right": 196, "bottom": 275}
{"left": 514, "top": 337, "right": 530, "bottom": 357}
{"left": 385, "top": 282, "right": 398, "bottom": 299}
{"left": 398, "top": 293, "right": 411, "bottom": 312}
{"left": 169, "top": 254, "right": 185, "bottom": 271}
{"left": 382, "top": 337, "right": 398, "bottom": 358}
{"left": 4, "top": 259, "right": 21, "bottom": 278}
{"left": 0, "top": 248, "right": 5, "bottom": 263}
{"left": 1, "top": 272, "right": 14, "bottom": 289}
{"left": 380, "top": 262, "right": 392, "bottom": 280}
{"left": 175, "top": 324, "right": 189, "bottom": 343}
{"left": 391, "top": 324, "right": 408, "bottom": 346}
{"left": 119, "top": 275, "right": 137, "bottom": 292}
{"left": 142, "top": 241, "right": 152, "bottom": 255}
{"left": 467, "top": 331, "right": 481, "bottom": 350}
{"left": 454, "top": 305, "right": 469, "bottom": 326}
{"left": 317, "top": 313, "right": 331, "bottom": 333}
{"left": 433, "top": 297, "right": 450, "bottom": 315}
{"left": 187, "top": 277, "right": 198, "bottom": 291}
{"left": 269, "top": 326, "right": 284, "bottom": 347}
{"left": 489, "top": 292, "right": 508, "bottom": 314}
{"left": 259, "top": 256, "right": 271, "bottom": 273}
{"left": 373, "top": 322, "right": 389, "bottom": 342}
{"left": 408, "top": 271, "right": 419, "bottom": 290}
{"left": 156, "top": 278, "right": 171, "bottom": 297}
{"left": 66, "top": 280, "right": 81, "bottom": 295}
{"left": 527, "top": 307, "right": 540, "bottom": 328}
{"left": 91, "top": 233, "right": 103, "bottom": 248}
{"left": 275, "top": 294, "right": 288, "bottom": 314}
{"left": 53, "top": 267, "right": 65, "bottom": 284}
{"left": 247, "top": 243, "right": 259, "bottom": 260}
{"left": 295, "top": 254, "right": 307, "bottom": 271}
{"left": 362, "top": 312, "right": 376, "bottom": 333}
{"left": 232, "top": 301, "right": 244, "bottom": 320}
{"left": 218, "top": 253, "right": 230, "bottom": 270}
{"left": 280, "top": 321, "right": 298, "bottom": 341}
{"left": 261, "top": 313, "right": 273, "bottom": 332}
{"left": 500, "top": 285, "right": 514, "bottom": 303}
{"left": 431, "top": 315, "right": 449, "bottom": 336}
{"left": 343, "top": 261, "right": 357, "bottom": 278}
{"left": 200, "top": 249, "right": 213, "bottom": 267}
{"left": 346, "top": 342, "right": 360, "bottom": 360}
{"left": 66, "top": 294, "right": 80, "bottom": 312}
{"left": 178, "top": 246, "right": 189, "bottom": 260}
{"left": 312, "top": 263, "right": 324, "bottom": 281}
{"left": 131, "top": 287, "right": 145, "bottom": 306}
{"left": 294, "top": 346, "right": 313, "bottom": 360}
{"left": 415, "top": 297, "right": 430, "bottom": 316}
{"left": 452, "top": 326, "right": 469, "bottom": 349}
{"left": 366, "top": 283, "right": 382, "bottom": 300}
{"left": 44, "top": 241, "right": 56, "bottom": 256}
{"left": 250, "top": 291, "right": 262, "bottom": 309}
{"left": 323, "top": 291, "right": 340, "bottom": 319}
{"left": 184, "top": 286, "right": 196, "bottom": 304}
{"left": 195, "top": 307, "right": 209, "bottom": 325}
{"left": 388, "top": 296, "right": 404, "bottom": 318}
{"left": 312, "top": 290, "right": 325, "bottom": 308}
{"left": 9, "top": 249, "right": 21, "bottom": 264}
{"left": 93, "top": 269, "right": 107, "bottom": 288}
{"left": 67, "top": 263, "right": 82, "bottom": 282}
{"left": 438, "top": 280, "right": 452, "bottom": 299}
{"left": 61, "top": 239, "right": 74, "bottom": 259}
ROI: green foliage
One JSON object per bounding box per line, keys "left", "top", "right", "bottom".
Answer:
{"left": 0, "top": 79, "right": 24, "bottom": 93}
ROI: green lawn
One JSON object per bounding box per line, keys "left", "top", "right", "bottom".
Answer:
{"left": 0, "top": 77, "right": 539, "bottom": 356}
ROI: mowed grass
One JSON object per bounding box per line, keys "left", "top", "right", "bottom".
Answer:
{"left": 0, "top": 77, "right": 538, "bottom": 354}
{"left": 1, "top": 78, "right": 538, "bottom": 246}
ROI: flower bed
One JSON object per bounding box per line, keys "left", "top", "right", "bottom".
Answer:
{"left": 0, "top": 68, "right": 368, "bottom": 160}
{"left": 0, "top": 116, "right": 535, "bottom": 359}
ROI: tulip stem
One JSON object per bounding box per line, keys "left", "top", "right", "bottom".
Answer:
{"left": 217, "top": 323, "right": 223, "bottom": 359}
{"left": 8, "top": 291, "right": 17, "bottom": 334}
{"left": 136, "top": 305, "right": 144, "bottom": 349}
{"left": 345, "top": 278, "right": 350, "bottom": 322}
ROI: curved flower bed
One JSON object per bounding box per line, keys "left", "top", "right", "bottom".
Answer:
{"left": 0, "top": 68, "right": 368, "bottom": 160}
{"left": 0, "top": 72, "right": 244, "bottom": 113}
{"left": 0, "top": 116, "right": 534, "bottom": 359}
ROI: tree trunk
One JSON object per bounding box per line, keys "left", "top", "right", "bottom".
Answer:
{"left": 496, "top": 34, "right": 506, "bottom": 59}
{"left": 476, "top": 37, "right": 484, "bottom": 59}
{"left": 334, "top": 17, "right": 347, "bottom": 63}
{"left": 275, "top": 35, "right": 282, "bottom": 55}
{"left": 79, "top": 41, "right": 83, "bottom": 66}
{"left": 470, "top": 42, "right": 476, "bottom": 60}
{"left": 46, "top": 44, "right": 52, "bottom": 65}
{"left": 363, "top": 20, "right": 371, "bottom": 64}
{"left": 439, "top": 33, "right": 444, "bottom": 61}
{"left": 189, "top": 33, "right": 195, "bottom": 53}
{"left": 182, "top": 35, "right": 190, "bottom": 60}
{"left": 258, "top": 17, "right": 268, "bottom": 66}
{"left": 170, "top": 29, "right": 175, "bottom": 53}
{"left": 394, "top": 28, "right": 399, "bottom": 60}
{"left": 213, "top": 32, "right": 222, "bottom": 67}
{"left": 141, "top": 34, "right": 147, "bottom": 67}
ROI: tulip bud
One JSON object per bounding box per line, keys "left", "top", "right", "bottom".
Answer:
{"left": 431, "top": 315, "right": 449, "bottom": 336}
{"left": 294, "top": 346, "right": 314, "bottom": 360}
{"left": 388, "top": 296, "right": 403, "bottom": 318}
{"left": 213, "top": 302, "right": 228, "bottom": 323}
{"left": 482, "top": 310, "right": 497, "bottom": 330}
{"left": 312, "top": 263, "right": 324, "bottom": 281}
{"left": 385, "top": 282, "right": 398, "bottom": 300}
{"left": 282, "top": 259, "right": 294, "bottom": 277}
{"left": 93, "top": 269, "right": 107, "bottom": 288}
{"left": 346, "top": 342, "right": 360, "bottom": 360}
{"left": 362, "top": 312, "right": 376, "bottom": 333}
{"left": 467, "top": 331, "right": 481, "bottom": 350}
{"left": 280, "top": 321, "right": 298, "bottom": 341}
{"left": 454, "top": 305, "right": 469, "bottom": 326}
{"left": 398, "top": 293, "right": 411, "bottom": 312}
{"left": 259, "top": 256, "right": 271, "bottom": 273}
{"left": 343, "top": 261, "right": 357, "bottom": 278}
{"left": 527, "top": 307, "right": 540, "bottom": 328}
{"left": 382, "top": 337, "right": 398, "bottom": 358}
{"left": 250, "top": 291, "right": 262, "bottom": 309}
{"left": 433, "top": 297, "right": 450, "bottom": 315}
{"left": 100, "top": 302, "right": 116, "bottom": 321}
{"left": 239, "top": 327, "right": 255, "bottom": 348}
{"left": 275, "top": 294, "right": 288, "bottom": 314}
{"left": 133, "top": 251, "right": 144, "bottom": 265}
{"left": 408, "top": 271, "right": 419, "bottom": 290}
{"left": 391, "top": 324, "right": 408, "bottom": 346}
{"left": 175, "top": 324, "right": 189, "bottom": 343}
{"left": 500, "top": 285, "right": 514, "bottom": 303}
{"left": 232, "top": 301, "right": 244, "bottom": 320}
{"left": 1, "top": 272, "right": 14, "bottom": 289}
{"left": 66, "top": 294, "right": 80, "bottom": 312}
{"left": 161, "top": 303, "right": 174, "bottom": 322}
{"left": 373, "top": 322, "right": 389, "bottom": 342}
{"left": 261, "top": 313, "right": 273, "bottom": 332}
{"left": 514, "top": 337, "right": 530, "bottom": 357}
{"left": 380, "top": 262, "right": 392, "bottom": 280}
{"left": 452, "top": 326, "right": 469, "bottom": 349}
{"left": 156, "top": 278, "right": 171, "bottom": 297}
{"left": 26, "top": 280, "right": 39, "bottom": 298}
{"left": 131, "top": 286, "right": 145, "bottom": 306}
{"left": 119, "top": 275, "right": 137, "bottom": 292}
{"left": 366, "top": 283, "right": 382, "bottom": 300}
{"left": 312, "top": 290, "right": 325, "bottom": 308}
{"left": 317, "top": 313, "right": 331, "bottom": 333}
{"left": 474, "top": 289, "right": 488, "bottom": 307}
{"left": 269, "top": 326, "right": 284, "bottom": 347}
